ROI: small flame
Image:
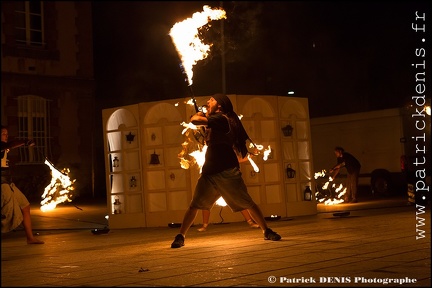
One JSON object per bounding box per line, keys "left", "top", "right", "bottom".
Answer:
{"left": 322, "top": 198, "right": 345, "bottom": 205}
{"left": 216, "top": 197, "right": 227, "bottom": 207}
{"left": 247, "top": 154, "right": 260, "bottom": 173}
{"left": 189, "top": 145, "right": 208, "bottom": 174}
{"left": 314, "top": 169, "right": 327, "bottom": 179}
{"left": 169, "top": 5, "right": 226, "bottom": 86}
{"left": 251, "top": 143, "right": 264, "bottom": 150}
{"left": 248, "top": 143, "right": 272, "bottom": 161}
{"left": 262, "top": 145, "right": 272, "bottom": 161}
{"left": 178, "top": 123, "right": 206, "bottom": 171}
{"left": 180, "top": 121, "right": 199, "bottom": 134}
{"left": 40, "top": 159, "right": 76, "bottom": 212}
{"left": 322, "top": 181, "right": 330, "bottom": 190}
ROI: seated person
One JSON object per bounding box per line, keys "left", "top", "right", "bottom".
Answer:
{"left": 1, "top": 125, "right": 44, "bottom": 244}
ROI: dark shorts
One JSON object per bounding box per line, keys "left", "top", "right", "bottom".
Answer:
{"left": 190, "top": 167, "right": 255, "bottom": 212}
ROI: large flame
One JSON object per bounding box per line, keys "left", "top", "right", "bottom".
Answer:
{"left": 314, "top": 169, "right": 346, "bottom": 205}
{"left": 169, "top": 5, "right": 226, "bottom": 86}
{"left": 40, "top": 159, "right": 76, "bottom": 212}
{"left": 189, "top": 145, "right": 207, "bottom": 174}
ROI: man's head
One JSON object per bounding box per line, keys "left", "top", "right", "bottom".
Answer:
{"left": 334, "top": 146, "right": 344, "bottom": 157}
{"left": 209, "top": 93, "right": 233, "bottom": 114}
{"left": 1, "top": 125, "right": 8, "bottom": 143}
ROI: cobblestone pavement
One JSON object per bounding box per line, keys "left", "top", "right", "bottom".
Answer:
{"left": 1, "top": 196, "right": 430, "bottom": 287}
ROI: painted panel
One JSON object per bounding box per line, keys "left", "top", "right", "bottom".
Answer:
{"left": 148, "top": 193, "right": 167, "bottom": 212}
{"left": 265, "top": 184, "right": 281, "bottom": 204}
{"left": 146, "top": 170, "right": 166, "bottom": 190}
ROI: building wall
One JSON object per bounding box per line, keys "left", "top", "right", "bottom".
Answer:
{"left": 1, "top": 1, "right": 96, "bottom": 201}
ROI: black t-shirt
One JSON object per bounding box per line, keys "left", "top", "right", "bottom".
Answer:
{"left": 337, "top": 152, "right": 361, "bottom": 174}
{"left": 201, "top": 113, "right": 239, "bottom": 175}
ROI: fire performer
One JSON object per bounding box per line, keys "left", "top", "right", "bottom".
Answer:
{"left": 1, "top": 125, "right": 44, "bottom": 244}
{"left": 329, "top": 146, "right": 361, "bottom": 203}
{"left": 171, "top": 94, "right": 281, "bottom": 248}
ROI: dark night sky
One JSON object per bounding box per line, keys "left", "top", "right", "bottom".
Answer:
{"left": 92, "top": 1, "right": 431, "bottom": 118}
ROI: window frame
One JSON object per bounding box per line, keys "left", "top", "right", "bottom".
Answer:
{"left": 14, "top": 1, "right": 45, "bottom": 48}
{"left": 2, "top": 1, "right": 58, "bottom": 60}
{"left": 16, "top": 95, "right": 51, "bottom": 165}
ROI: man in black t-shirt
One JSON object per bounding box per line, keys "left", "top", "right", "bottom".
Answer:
{"left": 329, "top": 146, "right": 361, "bottom": 203}
{"left": 170, "top": 94, "right": 281, "bottom": 248}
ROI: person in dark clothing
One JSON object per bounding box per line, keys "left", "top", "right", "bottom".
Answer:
{"left": 171, "top": 94, "right": 281, "bottom": 248}
{"left": 329, "top": 146, "right": 361, "bottom": 203}
{"left": 1, "top": 125, "right": 44, "bottom": 244}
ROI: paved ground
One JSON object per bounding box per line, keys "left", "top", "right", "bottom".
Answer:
{"left": 1, "top": 196, "right": 430, "bottom": 287}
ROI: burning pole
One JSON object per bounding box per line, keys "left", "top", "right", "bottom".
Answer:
{"left": 170, "top": 5, "right": 268, "bottom": 175}
{"left": 25, "top": 146, "right": 76, "bottom": 212}
{"left": 188, "top": 85, "right": 206, "bottom": 145}
{"left": 188, "top": 86, "right": 200, "bottom": 114}
{"left": 170, "top": 6, "right": 229, "bottom": 209}
{"left": 40, "top": 157, "right": 76, "bottom": 212}
{"left": 170, "top": 6, "right": 277, "bottom": 214}
{"left": 170, "top": 5, "right": 226, "bottom": 148}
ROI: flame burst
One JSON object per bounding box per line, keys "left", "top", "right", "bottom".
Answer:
{"left": 40, "top": 159, "right": 76, "bottom": 212}
{"left": 169, "top": 5, "right": 226, "bottom": 85}
{"left": 314, "top": 169, "right": 346, "bottom": 205}
{"left": 178, "top": 122, "right": 206, "bottom": 171}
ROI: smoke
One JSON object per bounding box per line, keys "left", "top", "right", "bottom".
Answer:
{"left": 193, "top": 2, "right": 264, "bottom": 65}
{"left": 223, "top": 1, "right": 264, "bottom": 63}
